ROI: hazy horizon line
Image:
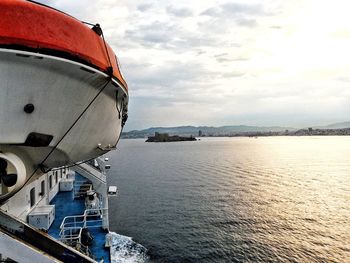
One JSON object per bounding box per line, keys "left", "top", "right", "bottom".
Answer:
{"left": 123, "top": 121, "right": 350, "bottom": 132}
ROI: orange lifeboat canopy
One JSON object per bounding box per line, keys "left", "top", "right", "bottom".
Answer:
{"left": 0, "top": 0, "right": 127, "bottom": 90}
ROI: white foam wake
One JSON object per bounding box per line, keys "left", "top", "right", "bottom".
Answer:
{"left": 106, "top": 232, "right": 149, "bottom": 263}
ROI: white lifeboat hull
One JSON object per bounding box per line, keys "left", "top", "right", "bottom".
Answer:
{"left": 0, "top": 49, "right": 128, "bottom": 198}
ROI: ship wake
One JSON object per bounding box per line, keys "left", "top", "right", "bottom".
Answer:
{"left": 106, "top": 232, "right": 149, "bottom": 263}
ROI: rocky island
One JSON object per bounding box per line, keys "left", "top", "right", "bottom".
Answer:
{"left": 146, "top": 132, "right": 197, "bottom": 142}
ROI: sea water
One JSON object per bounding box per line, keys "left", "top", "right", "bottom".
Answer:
{"left": 107, "top": 137, "right": 350, "bottom": 262}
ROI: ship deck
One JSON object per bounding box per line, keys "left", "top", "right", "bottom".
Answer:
{"left": 48, "top": 173, "right": 110, "bottom": 262}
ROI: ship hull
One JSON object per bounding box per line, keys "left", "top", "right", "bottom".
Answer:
{"left": 0, "top": 48, "right": 127, "bottom": 170}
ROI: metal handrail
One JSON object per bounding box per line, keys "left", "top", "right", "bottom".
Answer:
{"left": 60, "top": 208, "right": 108, "bottom": 230}
{"left": 59, "top": 208, "right": 109, "bottom": 253}
{"left": 59, "top": 226, "right": 82, "bottom": 244}
{"left": 60, "top": 215, "right": 85, "bottom": 229}
{"left": 59, "top": 227, "right": 92, "bottom": 257}
{"left": 75, "top": 162, "right": 107, "bottom": 183}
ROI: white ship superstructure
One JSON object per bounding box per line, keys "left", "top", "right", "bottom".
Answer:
{"left": 0, "top": 158, "right": 122, "bottom": 262}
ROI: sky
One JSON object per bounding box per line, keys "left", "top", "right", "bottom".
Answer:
{"left": 38, "top": 0, "right": 350, "bottom": 131}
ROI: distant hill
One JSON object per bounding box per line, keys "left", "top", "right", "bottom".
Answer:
{"left": 322, "top": 122, "right": 350, "bottom": 129}
{"left": 122, "top": 125, "right": 294, "bottom": 138}
{"left": 122, "top": 122, "right": 350, "bottom": 139}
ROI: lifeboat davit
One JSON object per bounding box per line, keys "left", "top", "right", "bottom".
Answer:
{"left": 0, "top": 0, "right": 128, "bottom": 200}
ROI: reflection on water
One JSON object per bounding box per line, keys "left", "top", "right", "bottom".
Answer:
{"left": 108, "top": 137, "right": 350, "bottom": 262}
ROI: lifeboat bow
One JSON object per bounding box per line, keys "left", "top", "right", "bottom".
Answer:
{"left": 0, "top": 0, "right": 129, "bottom": 200}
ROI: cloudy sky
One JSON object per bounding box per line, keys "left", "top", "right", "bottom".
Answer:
{"left": 39, "top": 0, "right": 350, "bottom": 130}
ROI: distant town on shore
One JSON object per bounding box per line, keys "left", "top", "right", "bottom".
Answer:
{"left": 122, "top": 122, "right": 350, "bottom": 139}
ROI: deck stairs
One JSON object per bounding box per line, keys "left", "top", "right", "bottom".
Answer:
{"left": 74, "top": 180, "right": 93, "bottom": 199}
{"left": 73, "top": 162, "right": 107, "bottom": 195}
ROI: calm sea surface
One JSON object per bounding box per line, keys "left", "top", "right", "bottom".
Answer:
{"left": 107, "top": 137, "right": 350, "bottom": 262}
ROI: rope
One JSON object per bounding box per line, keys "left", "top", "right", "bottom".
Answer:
{"left": 81, "top": 21, "right": 95, "bottom": 27}
{"left": 51, "top": 123, "right": 125, "bottom": 171}
{"left": 100, "top": 28, "right": 113, "bottom": 76}
{"left": 115, "top": 90, "right": 123, "bottom": 119}
{"left": 81, "top": 21, "right": 127, "bottom": 123}
{"left": 81, "top": 21, "right": 113, "bottom": 76}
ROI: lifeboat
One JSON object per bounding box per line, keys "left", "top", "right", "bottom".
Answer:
{"left": 0, "top": 0, "right": 128, "bottom": 200}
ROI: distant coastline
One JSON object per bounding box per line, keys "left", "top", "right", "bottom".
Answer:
{"left": 220, "top": 127, "right": 350, "bottom": 137}
{"left": 122, "top": 122, "right": 350, "bottom": 139}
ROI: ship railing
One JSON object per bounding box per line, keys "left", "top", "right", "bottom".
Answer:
{"left": 59, "top": 208, "right": 108, "bottom": 256}
{"left": 59, "top": 227, "right": 92, "bottom": 257}
{"left": 59, "top": 226, "right": 82, "bottom": 245}
{"left": 85, "top": 198, "right": 104, "bottom": 211}
{"left": 60, "top": 208, "right": 108, "bottom": 230}
{"left": 60, "top": 215, "right": 85, "bottom": 229}
{"left": 84, "top": 208, "right": 109, "bottom": 229}
{"left": 75, "top": 242, "right": 92, "bottom": 258}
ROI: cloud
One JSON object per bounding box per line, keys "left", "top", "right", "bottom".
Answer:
{"left": 222, "top": 72, "right": 245, "bottom": 78}
{"left": 29, "top": 0, "right": 350, "bottom": 130}
{"left": 336, "top": 76, "right": 350, "bottom": 82}
{"left": 201, "top": 3, "right": 266, "bottom": 17}
{"left": 270, "top": 25, "right": 282, "bottom": 29}
{"left": 235, "top": 17, "right": 257, "bottom": 27}
{"left": 124, "top": 59, "right": 217, "bottom": 92}
{"left": 124, "top": 19, "right": 221, "bottom": 51}
{"left": 214, "top": 53, "right": 249, "bottom": 63}
{"left": 221, "top": 2, "right": 266, "bottom": 15}
{"left": 125, "top": 21, "right": 177, "bottom": 46}
{"left": 216, "top": 57, "right": 232, "bottom": 63}
{"left": 137, "top": 3, "right": 152, "bottom": 12}
{"left": 166, "top": 6, "right": 193, "bottom": 17}
{"left": 201, "top": 2, "right": 272, "bottom": 28}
